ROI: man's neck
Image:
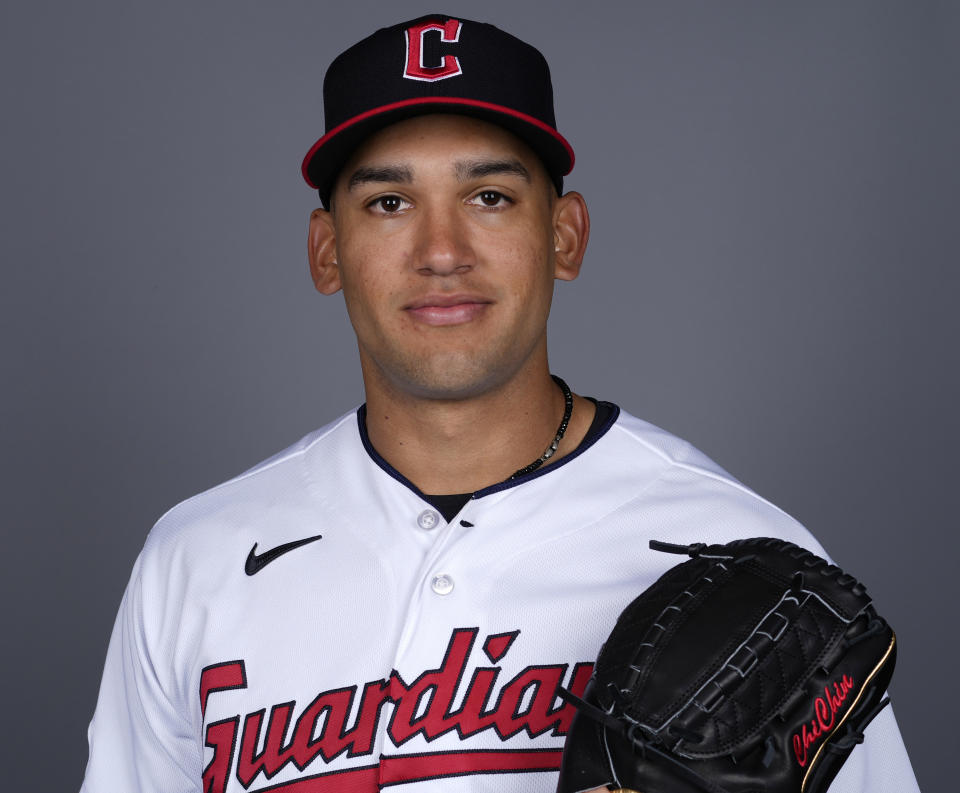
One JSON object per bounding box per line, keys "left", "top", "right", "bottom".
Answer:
{"left": 363, "top": 367, "right": 596, "bottom": 495}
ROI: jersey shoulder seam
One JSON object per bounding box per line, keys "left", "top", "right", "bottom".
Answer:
{"left": 608, "top": 419, "right": 795, "bottom": 522}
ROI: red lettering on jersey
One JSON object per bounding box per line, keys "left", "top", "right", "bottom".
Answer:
{"left": 202, "top": 718, "right": 239, "bottom": 793}
{"left": 379, "top": 749, "right": 564, "bottom": 787}
{"left": 235, "top": 683, "right": 393, "bottom": 787}
{"left": 492, "top": 666, "right": 569, "bottom": 737}
{"left": 388, "top": 627, "right": 476, "bottom": 742}
{"left": 236, "top": 703, "right": 300, "bottom": 786}
{"left": 403, "top": 19, "right": 462, "bottom": 82}
{"left": 484, "top": 630, "right": 519, "bottom": 663}
{"left": 792, "top": 674, "right": 855, "bottom": 767}
{"left": 293, "top": 682, "right": 391, "bottom": 762}
{"left": 200, "top": 628, "right": 594, "bottom": 790}
{"left": 200, "top": 660, "right": 246, "bottom": 717}
{"left": 452, "top": 665, "right": 501, "bottom": 734}
{"left": 200, "top": 662, "right": 247, "bottom": 793}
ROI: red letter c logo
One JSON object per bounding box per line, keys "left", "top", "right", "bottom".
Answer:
{"left": 403, "top": 19, "right": 462, "bottom": 82}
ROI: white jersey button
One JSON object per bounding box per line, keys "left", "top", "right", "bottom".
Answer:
{"left": 417, "top": 509, "right": 440, "bottom": 530}
{"left": 431, "top": 574, "right": 454, "bottom": 595}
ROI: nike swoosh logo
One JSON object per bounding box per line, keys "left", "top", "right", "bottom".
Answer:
{"left": 245, "top": 534, "right": 323, "bottom": 576}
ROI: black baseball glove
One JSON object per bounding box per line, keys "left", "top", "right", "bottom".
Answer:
{"left": 557, "top": 537, "right": 896, "bottom": 793}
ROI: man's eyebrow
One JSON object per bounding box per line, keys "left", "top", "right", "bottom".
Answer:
{"left": 455, "top": 158, "right": 531, "bottom": 182}
{"left": 346, "top": 164, "right": 413, "bottom": 190}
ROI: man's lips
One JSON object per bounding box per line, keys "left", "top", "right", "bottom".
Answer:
{"left": 404, "top": 294, "right": 492, "bottom": 326}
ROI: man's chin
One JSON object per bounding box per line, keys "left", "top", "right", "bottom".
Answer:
{"left": 383, "top": 358, "right": 521, "bottom": 403}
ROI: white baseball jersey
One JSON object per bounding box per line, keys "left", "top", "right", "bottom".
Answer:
{"left": 80, "top": 406, "right": 920, "bottom": 793}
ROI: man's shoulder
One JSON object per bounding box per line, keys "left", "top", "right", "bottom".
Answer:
{"left": 141, "top": 408, "right": 360, "bottom": 556}
{"left": 600, "top": 408, "right": 821, "bottom": 552}
{"left": 603, "top": 407, "right": 745, "bottom": 489}
{"left": 607, "top": 408, "right": 725, "bottom": 470}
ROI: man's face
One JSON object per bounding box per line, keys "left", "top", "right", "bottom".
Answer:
{"left": 314, "top": 114, "right": 583, "bottom": 401}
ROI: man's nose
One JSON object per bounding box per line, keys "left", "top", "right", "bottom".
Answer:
{"left": 413, "top": 205, "right": 476, "bottom": 276}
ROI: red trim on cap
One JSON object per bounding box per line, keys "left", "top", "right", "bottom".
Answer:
{"left": 301, "top": 96, "right": 575, "bottom": 188}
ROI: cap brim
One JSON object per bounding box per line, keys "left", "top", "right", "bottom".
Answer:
{"left": 301, "top": 97, "right": 574, "bottom": 202}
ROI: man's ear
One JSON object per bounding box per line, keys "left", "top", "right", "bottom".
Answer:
{"left": 308, "top": 208, "right": 342, "bottom": 294}
{"left": 552, "top": 191, "right": 590, "bottom": 282}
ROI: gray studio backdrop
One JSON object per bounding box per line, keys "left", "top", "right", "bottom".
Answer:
{"left": 1, "top": 1, "right": 955, "bottom": 790}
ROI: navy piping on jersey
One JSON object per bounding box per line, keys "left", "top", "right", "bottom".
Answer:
{"left": 355, "top": 400, "right": 621, "bottom": 505}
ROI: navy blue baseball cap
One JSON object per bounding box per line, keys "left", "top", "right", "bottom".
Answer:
{"left": 301, "top": 14, "right": 575, "bottom": 207}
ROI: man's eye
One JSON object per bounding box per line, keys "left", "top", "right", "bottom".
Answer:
{"left": 370, "top": 195, "right": 408, "bottom": 213}
{"left": 470, "top": 191, "right": 510, "bottom": 208}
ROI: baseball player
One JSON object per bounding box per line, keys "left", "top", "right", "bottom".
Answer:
{"left": 80, "top": 15, "right": 920, "bottom": 793}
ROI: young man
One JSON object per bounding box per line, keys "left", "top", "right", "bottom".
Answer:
{"left": 80, "top": 15, "right": 919, "bottom": 793}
